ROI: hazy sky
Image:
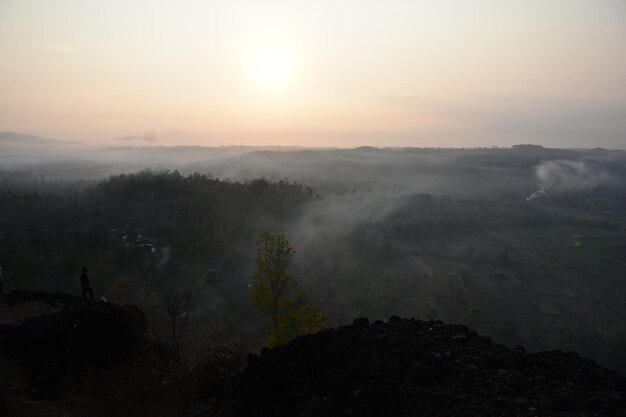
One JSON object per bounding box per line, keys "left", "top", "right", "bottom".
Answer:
{"left": 1, "top": 1, "right": 625, "bottom": 148}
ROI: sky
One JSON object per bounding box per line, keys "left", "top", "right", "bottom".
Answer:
{"left": 1, "top": 0, "right": 625, "bottom": 148}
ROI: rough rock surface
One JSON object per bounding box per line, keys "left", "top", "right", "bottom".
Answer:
{"left": 0, "top": 289, "right": 148, "bottom": 398}
{"left": 212, "top": 317, "right": 626, "bottom": 417}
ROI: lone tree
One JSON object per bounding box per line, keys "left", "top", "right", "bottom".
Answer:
{"left": 252, "top": 232, "right": 327, "bottom": 346}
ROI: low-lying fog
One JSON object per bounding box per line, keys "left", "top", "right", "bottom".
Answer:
{"left": 2, "top": 131, "right": 626, "bottom": 373}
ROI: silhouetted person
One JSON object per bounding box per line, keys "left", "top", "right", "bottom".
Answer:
{"left": 0, "top": 265, "right": 3, "bottom": 298}
{"left": 81, "top": 266, "right": 94, "bottom": 302}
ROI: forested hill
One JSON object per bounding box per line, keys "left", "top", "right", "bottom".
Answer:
{"left": 0, "top": 171, "right": 312, "bottom": 298}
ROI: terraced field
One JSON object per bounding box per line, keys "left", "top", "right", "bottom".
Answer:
{"left": 385, "top": 226, "right": 626, "bottom": 373}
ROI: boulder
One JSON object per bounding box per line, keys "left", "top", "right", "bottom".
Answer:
{"left": 0, "top": 289, "right": 148, "bottom": 398}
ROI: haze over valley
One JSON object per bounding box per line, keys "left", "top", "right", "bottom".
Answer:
{"left": 2, "top": 131, "right": 625, "bottom": 375}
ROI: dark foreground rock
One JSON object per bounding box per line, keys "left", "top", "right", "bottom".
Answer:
{"left": 0, "top": 289, "right": 148, "bottom": 398}
{"left": 211, "top": 317, "right": 626, "bottom": 417}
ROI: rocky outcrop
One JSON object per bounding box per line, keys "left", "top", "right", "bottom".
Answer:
{"left": 212, "top": 317, "right": 626, "bottom": 417}
{"left": 0, "top": 289, "right": 148, "bottom": 398}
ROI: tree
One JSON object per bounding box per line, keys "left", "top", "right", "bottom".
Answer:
{"left": 251, "top": 232, "right": 327, "bottom": 346}
{"left": 166, "top": 288, "right": 192, "bottom": 361}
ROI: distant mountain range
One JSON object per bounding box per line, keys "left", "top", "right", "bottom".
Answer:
{"left": 0, "top": 131, "right": 83, "bottom": 146}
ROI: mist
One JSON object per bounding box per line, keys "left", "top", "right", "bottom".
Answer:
{"left": 2, "top": 132, "right": 626, "bottom": 377}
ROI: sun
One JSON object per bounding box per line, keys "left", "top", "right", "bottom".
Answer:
{"left": 250, "top": 42, "right": 293, "bottom": 91}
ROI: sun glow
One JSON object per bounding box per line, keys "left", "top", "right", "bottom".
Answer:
{"left": 250, "top": 42, "right": 293, "bottom": 91}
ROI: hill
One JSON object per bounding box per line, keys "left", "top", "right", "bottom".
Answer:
{"left": 0, "top": 289, "right": 148, "bottom": 400}
{"left": 211, "top": 317, "right": 626, "bottom": 417}
{"left": 2, "top": 290, "right": 625, "bottom": 416}
{"left": 0, "top": 131, "right": 82, "bottom": 146}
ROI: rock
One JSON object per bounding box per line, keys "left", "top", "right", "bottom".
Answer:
{"left": 0, "top": 289, "right": 148, "bottom": 398}
{"left": 210, "top": 318, "right": 626, "bottom": 417}
{"left": 246, "top": 352, "right": 259, "bottom": 365}
{"left": 587, "top": 396, "right": 608, "bottom": 410}
{"left": 352, "top": 317, "right": 369, "bottom": 328}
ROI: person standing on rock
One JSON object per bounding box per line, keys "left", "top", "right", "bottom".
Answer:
{"left": 81, "top": 266, "right": 94, "bottom": 302}
{"left": 0, "top": 264, "right": 3, "bottom": 298}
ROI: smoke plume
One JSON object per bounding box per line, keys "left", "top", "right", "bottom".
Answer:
{"left": 527, "top": 158, "right": 625, "bottom": 200}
